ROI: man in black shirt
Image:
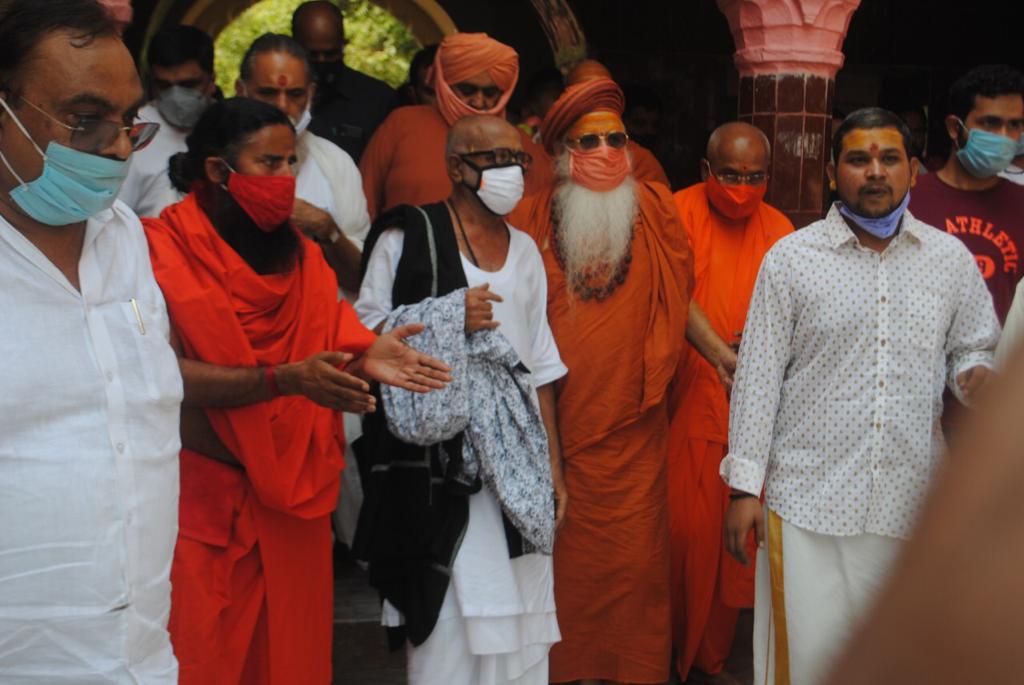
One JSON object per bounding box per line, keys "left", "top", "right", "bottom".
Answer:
{"left": 292, "top": 1, "right": 397, "bottom": 163}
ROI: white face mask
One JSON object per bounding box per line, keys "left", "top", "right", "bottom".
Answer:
{"left": 472, "top": 165, "right": 524, "bottom": 216}
{"left": 291, "top": 104, "right": 312, "bottom": 137}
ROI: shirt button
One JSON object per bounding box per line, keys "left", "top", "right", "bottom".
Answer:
{"left": 878, "top": 380, "right": 885, "bottom": 388}
{"left": 875, "top": 423, "right": 881, "bottom": 430}
{"left": 116, "top": 443, "right": 125, "bottom": 453}
{"left": 879, "top": 296, "right": 888, "bottom": 304}
{"left": 880, "top": 339, "right": 887, "bottom": 346}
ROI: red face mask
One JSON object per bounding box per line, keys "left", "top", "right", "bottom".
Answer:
{"left": 223, "top": 168, "right": 296, "bottom": 233}
{"left": 705, "top": 171, "right": 766, "bottom": 221}
{"left": 569, "top": 145, "right": 631, "bottom": 192}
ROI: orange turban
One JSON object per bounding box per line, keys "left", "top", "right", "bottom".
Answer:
{"left": 540, "top": 77, "right": 624, "bottom": 152}
{"left": 430, "top": 32, "right": 519, "bottom": 126}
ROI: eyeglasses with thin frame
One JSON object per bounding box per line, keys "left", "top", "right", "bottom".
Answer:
{"left": 458, "top": 148, "right": 532, "bottom": 170}
{"left": 566, "top": 131, "right": 629, "bottom": 151}
{"left": 704, "top": 160, "right": 768, "bottom": 186}
{"left": 20, "top": 97, "right": 160, "bottom": 154}
{"left": 714, "top": 171, "right": 768, "bottom": 186}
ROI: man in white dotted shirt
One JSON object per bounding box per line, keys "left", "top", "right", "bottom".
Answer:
{"left": 720, "top": 107, "right": 1000, "bottom": 685}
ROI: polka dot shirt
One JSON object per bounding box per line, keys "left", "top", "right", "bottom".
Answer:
{"left": 721, "top": 205, "right": 1000, "bottom": 539}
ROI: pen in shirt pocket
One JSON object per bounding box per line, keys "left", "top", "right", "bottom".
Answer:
{"left": 130, "top": 298, "right": 146, "bottom": 335}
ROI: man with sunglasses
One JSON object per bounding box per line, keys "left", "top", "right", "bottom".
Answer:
{"left": 509, "top": 77, "right": 693, "bottom": 685}
{"left": 119, "top": 25, "right": 216, "bottom": 218}
{"left": 667, "top": 122, "right": 793, "bottom": 684}
{"left": 0, "top": 0, "right": 182, "bottom": 681}
{"left": 355, "top": 114, "right": 566, "bottom": 684}
{"left": 360, "top": 32, "right": 550, "bottom": 220}
{"left": 564, "top": 59, "right": 671, "bottom": 188}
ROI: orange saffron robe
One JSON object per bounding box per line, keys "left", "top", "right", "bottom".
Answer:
{"left": 359, "top": 104, "right": 553, "bottom": 220}
{"left": 510, "top": 182, "right": 693, "bottom": 684}
{"left": 630, "top": 140, "right": 670, "bottom": 187}
{"left": 143, "top": 194, "right": 375, "bottom": 685}
{"left": 667, "top": 183, "right": 793, "bottom": 679}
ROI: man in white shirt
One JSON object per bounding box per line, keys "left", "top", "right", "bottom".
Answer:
{"left": 119, "top": 25, "right": 216, "bottom": 218}
{"left": 354, "top": 115, "right": 565, "bottom": 685}
{"left": 0, "top": 1, "right": 182, "bottom": 681}
{"left": 237, "top": 33, "right": 369, "bottom": 297}
{"left": 721, "top": 107, "right": 1000, "bottom": 685}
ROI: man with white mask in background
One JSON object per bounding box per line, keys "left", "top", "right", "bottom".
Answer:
{"left": 237, "top": 33, "right": 368, "bottom": 296}
{"left": 120, "top": 25, "right": 215, "bottom": 217}
{"left": 237, "top": 33, "right": 372, "bottom": 551}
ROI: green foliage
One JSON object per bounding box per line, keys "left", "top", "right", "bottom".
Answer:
{"left": 214, "top": 0, "right": 420, "bottom": 95}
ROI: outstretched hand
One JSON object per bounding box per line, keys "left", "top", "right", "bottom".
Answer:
{"left": 358, "top": 323, "right": 452, "bottom": 392}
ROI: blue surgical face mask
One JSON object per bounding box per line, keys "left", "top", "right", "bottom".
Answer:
{"left": 838, "top": 189, "right": 911, "bottom": 240}
{"left": 956, "top": 119, "right": 1018, "bottom": 178}
{"left": 0, "top": 98, "right": 128, "bottom": 226}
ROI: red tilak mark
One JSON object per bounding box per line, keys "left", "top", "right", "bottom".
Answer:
{"left": 276, "top": 75, "right": 287, "bottom": 87}
{"left": 869, "top": 143, "right": 880, "bottom": 154}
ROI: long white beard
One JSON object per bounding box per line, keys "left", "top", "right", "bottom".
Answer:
{"left": 553, "top": 152, "right": 638, "bottom": 292}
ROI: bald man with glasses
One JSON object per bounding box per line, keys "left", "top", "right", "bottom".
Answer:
{"left": 666, "top": 121, "right": 794, "bottom": 684}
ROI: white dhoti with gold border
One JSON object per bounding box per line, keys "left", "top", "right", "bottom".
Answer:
{"left": 753, "top": 510, "right": 902, "bottom": 685}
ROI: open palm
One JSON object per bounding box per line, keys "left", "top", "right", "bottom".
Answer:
{"left": 361, "top": 323, "right": 451, "bottom": 392}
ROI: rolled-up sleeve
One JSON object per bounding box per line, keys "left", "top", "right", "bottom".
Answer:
{"left": 946, "top": 247, "right": 1000, "bottom": 403}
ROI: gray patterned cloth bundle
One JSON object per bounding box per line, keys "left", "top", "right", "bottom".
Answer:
{"left": 381, "top": 288, "right": 555, "bottom": 554}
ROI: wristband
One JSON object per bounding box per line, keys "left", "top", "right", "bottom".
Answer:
{"left": 729, "top": 490, "right": 757, "bottom": 501}
{"left": 264, "top": 365, "right": 281, "bottom": 398}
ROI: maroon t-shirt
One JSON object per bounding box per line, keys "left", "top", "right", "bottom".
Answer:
{"left": 910, "top": 172, "right": 1024, "bottom": 322}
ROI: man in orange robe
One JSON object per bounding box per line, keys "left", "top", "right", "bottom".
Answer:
{"left": 564, "top": 59, "right": 670, "bottom": 188}
{"left": 667, "top": 122, "right": 794, "bottom": 682}
{"left": 509, "top": 77, "right": 692, "bottom": 685}
{"left": 145, "top": 176, "right": 448, "bottom": 682}
{"left": 359, "top": 32, "right": 550, "bottom": 219}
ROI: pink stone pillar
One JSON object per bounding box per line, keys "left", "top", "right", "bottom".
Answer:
{"left": 717, "top": 0, "right": 860, "bottom": 227}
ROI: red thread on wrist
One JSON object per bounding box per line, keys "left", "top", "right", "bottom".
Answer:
{"left": 264, "top": 365, "right": 281, "bottom": 398}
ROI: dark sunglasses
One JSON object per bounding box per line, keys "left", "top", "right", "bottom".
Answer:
{"left": 21, "top": 97, "right": 160, "bottom": 154}
{"left": 567, "top": 131, "right": 629, "bottom": 151}
{"left": 453, "top": 83, "right": 503, "bottom": 100}
{"left": 458, "top": 148, "right": 532, "bottom": 170}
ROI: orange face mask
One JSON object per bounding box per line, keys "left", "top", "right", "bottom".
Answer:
{"left": 705, "top": 172, "right": 766, "bottom": 220}
{"left": 567, "top": 112, "right": 631, "bottom": 192}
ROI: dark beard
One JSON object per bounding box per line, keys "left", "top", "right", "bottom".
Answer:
{"left": 195, "top": 183, "right": 300, "bottom": 275}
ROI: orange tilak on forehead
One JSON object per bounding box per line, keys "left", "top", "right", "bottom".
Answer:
{"left": 841, "top": 128, "right": 904, "bottom": 156}
{"left": 567, "top": 111, "right": 625, "bottom": 139}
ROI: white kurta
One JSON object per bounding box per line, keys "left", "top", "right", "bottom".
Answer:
{"left": 294, "top": 131, "right": 371, "bottom": 262}
{"left": 119, "top": 104, "right": 187, "bottom": 218}
{"left": 0, "top": 201, "right": 184, "bottom": 683}
{"left": 357, "top": 223, "right": 566, "bottom": 685}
